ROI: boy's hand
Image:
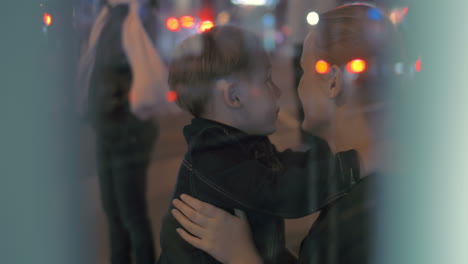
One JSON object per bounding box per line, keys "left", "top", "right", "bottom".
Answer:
{"left": 171, "top": 194, "right": 262, "bottom": 264}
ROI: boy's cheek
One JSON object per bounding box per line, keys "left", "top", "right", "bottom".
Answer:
{"left": 251, "top": 88, "right": 261, "bottom": 97}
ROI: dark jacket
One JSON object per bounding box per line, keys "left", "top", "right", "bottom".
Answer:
{"left": 158, "top": 118, "right": 360, "bottom": 264}
{"left": 87, "top": 18, "right": 157, "bottom": 148}
{"left": 86, "top": 4, "right": 159, "bottom": 133}
{"left": 297, "top": 174, "right": 377, "bottom": 264}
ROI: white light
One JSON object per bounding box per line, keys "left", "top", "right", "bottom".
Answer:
{"left": 307, "top": 11, "right": 319, "bottom": 26}
{"left": 394, "top": 62, "right": 404, "bottom": 75}
{"left": 231, "top": 0, "right": 269, "bottom": 6}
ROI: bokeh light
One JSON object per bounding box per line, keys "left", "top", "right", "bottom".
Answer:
{"left": 403, "top": 6, "right": 409, "bottom": 15}
{"left": 166, "top": 91, "right": 178, "bottom": 102}
{"left": 306, "top": 11, "right": 319, "bottom": 26}
{"left": 43, "top": 12, "right": 52, "bottom": 26}
{"left": 367, "top": 8, "right": 383, "bottom": 21}
{"left": 180, "top": 16, "right": 195, "bottom": 29}
{"left": 346, "top": 59, "right": 367, "bottom": 74}
{"left": 231, "top": 0, "right": 272, "bottom": 6}
{"left": 198, "top": 20, "right": 214, "bottom": 33}
{"left": 394, "top": 62, "right": 404, "bottom": 75}
{"left": 316, "top": 60, "right": 330, "bottom": 74}
{"left": 166, "top": 17, "right": 180, "bottom": 32}
{"left": 389, "top": 7, "right": 408, "bottom": 25}
{"left": 263, "top": 14, "right": 275, "bottom": 27}
{"left": 415, "top": 59, "right": 422, "bottom": 72}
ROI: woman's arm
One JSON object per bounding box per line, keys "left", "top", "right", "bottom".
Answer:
{"left": 171, "top": 194, "right": 263, "bottom": 264}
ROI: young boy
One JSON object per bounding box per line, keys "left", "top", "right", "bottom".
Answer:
{"left": 158, "top": 26, "right": 360, "bottom": 264}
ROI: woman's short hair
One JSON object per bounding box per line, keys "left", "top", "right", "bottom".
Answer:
{"left": 311, "top": 4, "right": 404, "bottom": 103}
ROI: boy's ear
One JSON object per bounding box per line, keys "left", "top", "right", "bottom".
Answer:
{"left": 216, "top": 80, "right": 242, "bottom": 108}
{"left": 323, "top": 65, "right": 342, "bottom": 99}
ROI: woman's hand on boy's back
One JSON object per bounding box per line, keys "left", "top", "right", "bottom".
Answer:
{"left": 171, "top": 194, "right": 263, "bottom": 264}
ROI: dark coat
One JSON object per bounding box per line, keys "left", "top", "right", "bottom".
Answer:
{"left": 159, "top": 118, "right": 360, "bottom": 264}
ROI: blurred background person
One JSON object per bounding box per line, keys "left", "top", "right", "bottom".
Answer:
{"left": 77, "top": 0, "right": 169, "bottom": 263}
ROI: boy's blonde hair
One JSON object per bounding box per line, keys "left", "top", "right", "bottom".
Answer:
{"left": 168, "top": 25, "right": 269, "bottom": 117}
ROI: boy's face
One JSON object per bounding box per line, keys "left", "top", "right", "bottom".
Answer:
{"left": 237, "top": 65, "right": 281, "bottom": 136}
